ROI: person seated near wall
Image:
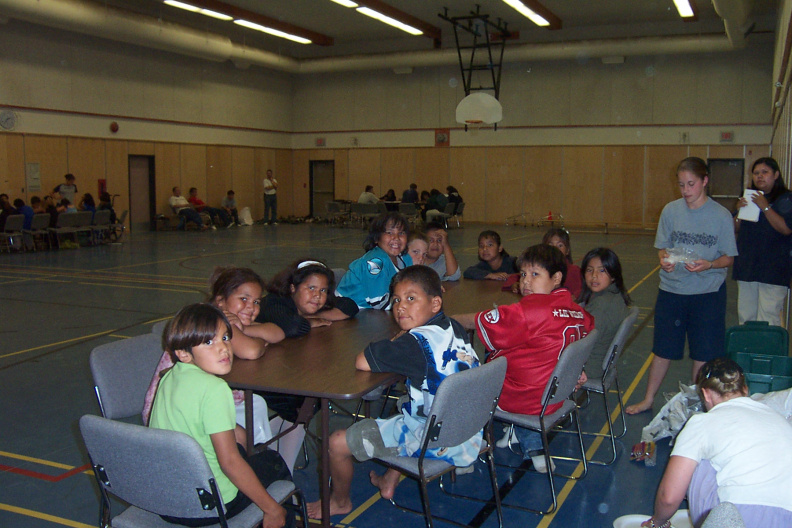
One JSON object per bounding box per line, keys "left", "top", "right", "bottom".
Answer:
{"left": 78, "top": 193, "right": 96, "bottom": 220}
{"left": 0, "top": 194, "right": 17, "bottom": 231}
{"left": 422, "top": 188, "right": 448, "bottom": 223}
{"left": 43, "top": 195, "right": 59, "bottom": 228}
{"left": 357, "top": 185, "right": 379, "bottom": 204}
{"left": 59, "top": 198, "right": 77, "bottom": 213}
{"left": 401, "top": 183, "right": 418, "bottom": 204}
{"left": 13, "top": 198, "right": 34, "bottom": 230}
{"left": 97, "top": 192, "right": 117, "bottom": 224}
{"left": 188, "top": 187, "right": 231, "bottom": 228}
{"left": 31, "top": 196, "right": 45, "bottom": 215}
{"left": 222, "top": 190, "right": 239, "bottom": 226}
{"left": 169, "top": 186, "right": 207, "bottom": 231}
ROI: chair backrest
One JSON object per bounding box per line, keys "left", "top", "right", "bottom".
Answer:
{"left": 79, "top": 414, "right": 233, "bottom": 520}
{"left": 701, "top": 501, "right": 745, "bottom": 528}
{"left": 443, "top": 202, "right": 456, "bottom": 215}
{"left": 92, "top": 209, "right": 112, "bottom": 226}
{"left": 75, "top": 211, "right": 93, "bottom": 227}
{"left": 376, "top": 202, "right": 388, "bottom": 214}
{"left": 399, "top": 202, "right": 417, "bottom": 216}
{"left": 326, "top": 201, "right": 341, "bottom": 214}
{"left": 455, "top": 202, "right": 465, "bottom": 215}
{"left": 89, "top": 333, "right": 165, "bottom": 419}
{"left": 30, "top": 213, "right": 51, "bottom": 230}
{"left": 541, "top": 329, "right": 599, "bottom": 409}
{"left": 116, "top": 210, "right": 128, "bottom": 225}
{"left": 332, "top": 267, "right": 347, "bottom": 285}
{"left": 600, "top": 306, "right": 640, "bottom": 384}
{"left": 56, "top": 212, "right": 77, "bottom": 228}
{"left": 4, "top": 214, "right": 24, "bottom": 232}
{"left": 351, "top": 203, "right": 378, "bottom": 216}
{"left": 151, "top": 319, "right": 169, "bottom": 337}
{"left": 421, "top": 357, "right": 507, "bottom": 452}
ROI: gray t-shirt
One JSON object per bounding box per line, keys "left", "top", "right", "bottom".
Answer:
{"left": 654, "top": 198, "right": 738, "bottom": 295}
{"left": 426, "top": 254, "right": 461, "bottom": 281}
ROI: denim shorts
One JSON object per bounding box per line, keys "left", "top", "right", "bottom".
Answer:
{"left": 653, "top": 283, "right": 726, "bottom": 362}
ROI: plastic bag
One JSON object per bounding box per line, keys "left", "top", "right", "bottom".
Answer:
{"left": 751, "top": 388, "right": 792, "bottom": 424}
{"left": 638, "top": 382, "right": 703, "bottom": 466}
{"left": 664, "top": 247, "right": 701, "bottom": 265}
{"left": 238, "top": 206, "right": 254, "bottom": 226}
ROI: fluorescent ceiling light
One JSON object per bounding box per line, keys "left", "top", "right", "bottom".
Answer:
{"left": 672, "top": 0, "right": 695, "bottom": 18}
{"left": 356, "top": 6, "right": 423, "bottom": 35}
{"left": 164, "top": 1, "right": 233, "bottom": 21}
{"left": 502, "top": 0, "right": 550, "bottom": 27}
{"left": 234, "top": 19, "right": 312, "bottom": 44}
{"left": 330, "top": 0, "right": 358, "bottom": 7}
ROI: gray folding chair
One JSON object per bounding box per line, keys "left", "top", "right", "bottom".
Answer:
{"left": 2, "top": 214, "right": 24, "bottom": 252}
{"left": 371, "top": 357, "right": 507, "bottom": 528}
{"left": 89, "top": 333, "right": 165, "bottom": 420}
{"left": 73, "top": 211, "right": 95, "bottom": 244}
{"left": 577, "top": 306, "right": 639, "bottom": 465}
{"left": 325, "top": 201, "right": 348, "bottom": 225}
{"left": 79, "top": 415, "right": 307, "bottom": 528}
{"left": 91, "top": 209, "right": 112, "bottom": 244}
{"left": 48, "top": 212, "right": 79, "bottom": 249}
{"left": 494, "top": 329, "right": 598, "bottom": 515}
{"left": 435, "top": 202, "right": 456, "bottom": 229}
{"left": 398, "top": 202, "right": 419, "bottom": 226}
{"left": 151, "top": 319, "right": 169, "bottom": 337}
{"left": 450, "top": 202, "right": 465, "bottom": 228}
{"left": 350, "top": 203, "right": 380, "bottom": 228}
{"left": 23, "top": 213, "right": 51, "bottom": 251}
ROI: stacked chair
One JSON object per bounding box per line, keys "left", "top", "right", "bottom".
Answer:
{"left": 726, "top": 321, "right": 792, "bottom": 393}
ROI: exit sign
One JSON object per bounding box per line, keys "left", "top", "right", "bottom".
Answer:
{"left": 720, "top": 131, "right": 734, "bottom": 143}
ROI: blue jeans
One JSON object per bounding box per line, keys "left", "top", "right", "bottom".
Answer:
{"left": 177, "top": 208, "right": 203, "bottom": 228}
{"left": 513, "top": 426, "right": 543, "bottom": 459}
{"left": 264, "top": 194, "right": 277, "bottom": 223}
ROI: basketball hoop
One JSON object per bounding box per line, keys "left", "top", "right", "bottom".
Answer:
{"left": 465, "top": 119, "right": 484, "bottom": 135}
{"left": 456, "top": 93, "right": 502, "bottom": 133}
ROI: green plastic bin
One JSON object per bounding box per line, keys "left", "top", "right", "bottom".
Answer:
{"left": 725, "top": 321, "right": 789, "bottom": 358}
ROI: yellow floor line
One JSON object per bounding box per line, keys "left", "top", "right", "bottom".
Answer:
{"left": 76, "top": 281, "right": 200, "bottom": 293}
{"left": 339, "top": 475, "right": 407, "bottom": 524}
{"left": 0, "top": 503, "right": 93, "bottom": 528}
{"left": 108, "top": 334, "right": 132, "bottom": 339}
{"left": 0, "top": 315, "right": 174, "bottom": 360}
{"left": 0, "top": 450, "right": 93, "bottom": 476}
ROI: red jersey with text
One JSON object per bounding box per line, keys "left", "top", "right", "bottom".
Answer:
{"left": 475, "top": 288, "right": 594, "bottom": 415}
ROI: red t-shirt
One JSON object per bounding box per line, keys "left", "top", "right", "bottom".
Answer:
{"left": 188, "top": 196, "right": 207, "bottom": 212}
{"left": 475, "top": 288, "right": 594, "bottom": 415}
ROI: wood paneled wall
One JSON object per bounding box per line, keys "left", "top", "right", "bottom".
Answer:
{"left": 0, "top": 133, "right": 771, "bottom": 231}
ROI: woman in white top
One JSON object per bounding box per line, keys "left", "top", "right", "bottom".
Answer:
{"left": 642, "top": 357, "right": 792, "bottom": 528}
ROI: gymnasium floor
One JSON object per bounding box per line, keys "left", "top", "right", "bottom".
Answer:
{"left": 0, "top": 222, "right": 738, "bottom": 528}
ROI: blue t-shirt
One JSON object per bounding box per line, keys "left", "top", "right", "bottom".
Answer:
{"left": 336, "top": 246, "right": 411, "bottom": 309}
{"left": 655, "top": 198, "right": 738, "bottom": 295}
{"left": 733, "top": 192, "right": 792, "bottom": 287}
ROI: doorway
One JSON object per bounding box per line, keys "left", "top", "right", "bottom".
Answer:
{"left": 128, "top": 155, "right": 156, "bottom": 232}
{"left": 310, "top": 160, "right": 335, "bottom": 218}
{"left": 708, "top": 158, "right": 745, "bottom": 212}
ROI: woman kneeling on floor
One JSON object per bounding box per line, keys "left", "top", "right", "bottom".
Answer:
{"left": 642, "top": 357, "right": 792, "bottom": 528}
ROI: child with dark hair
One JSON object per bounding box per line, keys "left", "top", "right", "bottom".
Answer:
{"left": 13, "top": 198, "right": 34, "bottom": 230}
{"left": 150, "top": 303, "right": 292, "bottom": 528}
{"left": 336, "top": 212, "right": 412, "bottom": 309}
{"left": 306, "top": 265, "right": 480, "bottom": 520}
{"left": 463, "top": 230, "right": 516, "bottom": 280}
{"left": 543, "top": 227, "right": 582, "bottom": 298}
{"left": 257, "top": 259, "right": 358, "bottom": 337}
{"left": 455, "top": 244, "right": 594, "bottom": 472}
{"left": 578, "top": 247, "right": 632, "bottom": 374}
{"left": 97, "top": 192, "right": 117, "bottom": 223}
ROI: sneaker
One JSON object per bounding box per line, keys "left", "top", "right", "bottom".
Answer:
{"left": 210, "top": 225, "right": 217, "bottom": 230}
{"left": 272, "top": 221, "right": 278, "bottom": 225}
{"left": 530, "top": 454, "right": 555, "bottom": 474}
{"left": 495, "top": 425, "right": 519, "bottom": 448}
{"left": 226, "top": 222, "right": 235, "bottom": 228}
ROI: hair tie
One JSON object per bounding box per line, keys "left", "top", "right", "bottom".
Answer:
{"left": 297, "top": 260, "right": 326, "bottom": 270}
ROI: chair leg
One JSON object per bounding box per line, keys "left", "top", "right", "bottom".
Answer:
{"left": 613, "top": 376, "right": 628, "bottom": 439}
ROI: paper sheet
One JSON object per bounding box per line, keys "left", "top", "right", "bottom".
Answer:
{"left": 737, "top": 189, "right": 762, "bottom": 222}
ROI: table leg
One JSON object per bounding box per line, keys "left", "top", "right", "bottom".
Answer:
{"left": 320, "top": 397, "right": 331, "bottom": 528}
{"left": 244, "top": 389, "right": 254, "bottom": 455}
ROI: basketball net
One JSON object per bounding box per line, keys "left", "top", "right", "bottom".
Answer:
{"left": 465, "top": 119, "right": 484, "bottom": 136}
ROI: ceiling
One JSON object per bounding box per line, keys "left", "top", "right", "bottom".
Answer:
{"left": 68, "top": 0, "right": 779, "bottom": 60}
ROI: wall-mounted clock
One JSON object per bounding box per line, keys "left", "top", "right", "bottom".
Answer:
{"left": 0, "top": 110, "right": 17, "bottom": 131}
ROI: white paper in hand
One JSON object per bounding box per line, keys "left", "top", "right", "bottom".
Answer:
{"left": 737, "top": 189, "right": 762, "bottom": 222}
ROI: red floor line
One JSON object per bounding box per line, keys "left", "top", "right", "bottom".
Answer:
{"left": 0, "top": 463, "right": 91, "bottom": 482}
